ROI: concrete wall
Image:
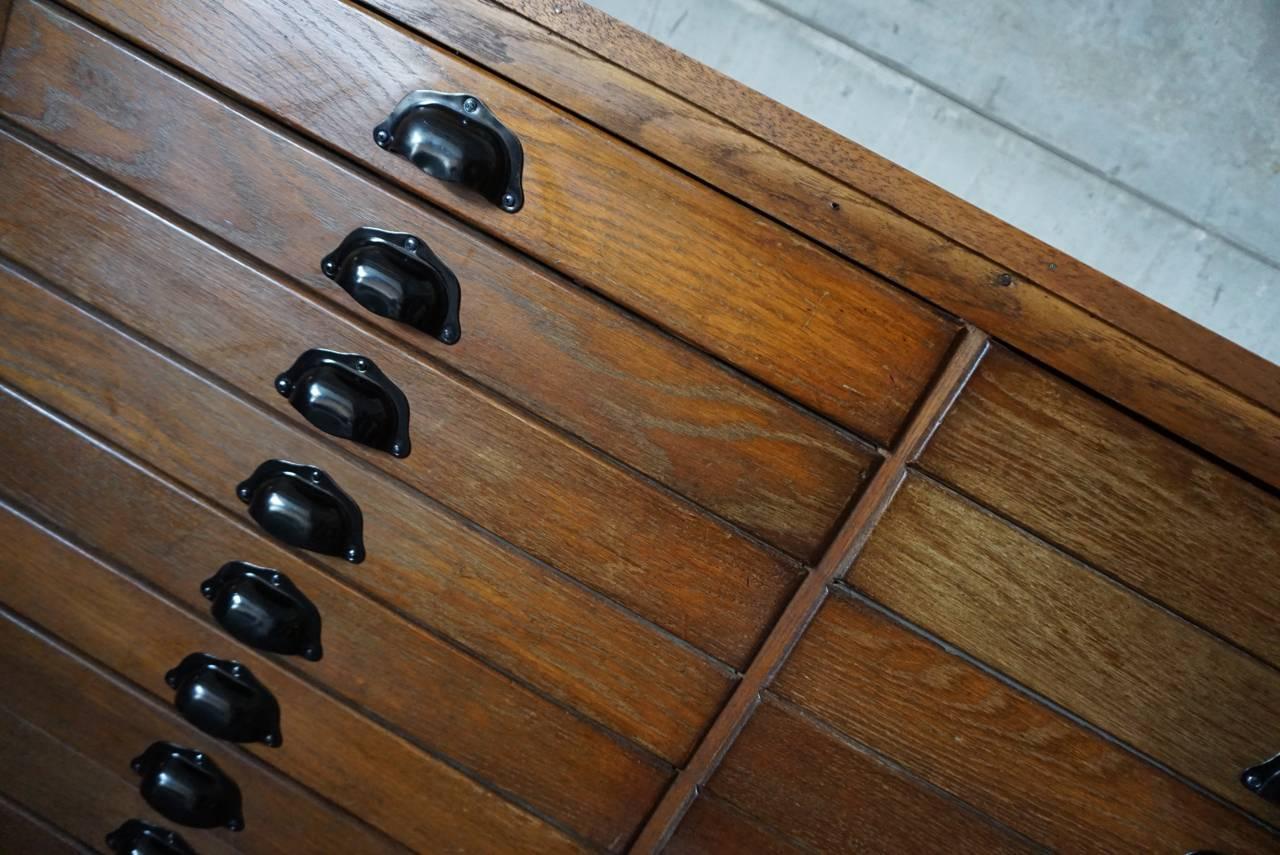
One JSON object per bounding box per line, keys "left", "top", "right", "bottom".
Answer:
{"left": 589, "top": 0, "right": 1280, "bottom": 363}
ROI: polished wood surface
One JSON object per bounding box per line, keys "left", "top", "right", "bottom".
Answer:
{"left": 707, "top": 698, "right": 1036, "bottom": 853}
{"left": 0, "top": 502, "right": 584, "bottom": 853}
{"left": 0, "top": 260, "right": 731, "bottom": 765}
{"left": 0, "top": 0, "right": 874, "bottom": 561}
{"left": 0, "top": 387, "right": 666, "bottom": 848}
{"left": 665, "top": 796, "right": 809, "bottom": 855}
{"left": 496, "top": 0, "right": 1280, "bottom": 468}
{"left": 0, "top": 121, "right": 798, "bottom": 670}
{"left": 850, "top": 474, "right": 1280, "bottom": 824}
{"left": 57, "top": 0, "right": 958, "bottom": 445}
{"left": 0, "top": 608, "right": 401, "bottom": 854}
{"left": 775, "top": 592, "right": 1278, "bottom": 853}
{"left": 922, "top": 345, "right": 1280, "bottom": 667}
{"left": 0, "top": 791, "right": 87, "bottom": 855}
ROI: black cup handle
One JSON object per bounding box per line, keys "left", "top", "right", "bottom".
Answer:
{"left": 106, "top": 819, "right": 197, "bottom": 855}
{"left": 322, "top": 227, "right": 462, "bottom": 345}
{"left": 201, "top": 561, "right": 323, "bottom": 661}
{"left": 166, "top": 653, "right": 283, "bottom": 747}
{"left": 235, "top": 460, "right": 365, "bottom": 563}
{"left": 132, "top": 742, "right": 244, "bottom": 831}
{"left": 1242, "top": 752, "right": 1280, "bottom": 803}
{"left": 276, "top": 349, "right": 412, "bottom": 458}
{"left": 373, "top": 90, "right": 524, "bottom": 213}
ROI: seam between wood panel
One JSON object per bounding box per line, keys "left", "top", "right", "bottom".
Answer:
{"left": 627, "top": 327, "right": 989, "bottom": 853}
{"left": 0, "top": 789, "right": 93, "bottom": 853}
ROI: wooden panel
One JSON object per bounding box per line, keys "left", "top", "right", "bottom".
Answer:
{"left": 497, "top": 0, "right": 1280, "bottom": 466}
{"left": 0, "top": 0, "right": 873, "bottom": 562}
{"left": 920, "top": 345, "right": 1280, "bottom": 667}
{"left": 0, "top": 261, "right": 731, "bottom": 765}
{"left": 850, "top": 474, "right": 1280, "bottom": 824}
{"left": 774, "top": 593, "right": 1279, "bottom": 853}
{"left": 0, "top": 707, "right": 239, "bottom": 855}
{"left": 0, "top": 505, "right": 587, "bottom": 853}
{"left": 0, "top": 123, "right": 798, "bottom": 670}
{"left": 52, "top": 0, "right": 957, "bottom": 444}
{"left": 0, "top": 388, "right": 666, "bottom": 848}
{"left": 665, "top": 795, "right": 809, "bottom": 855}
{"left": 0, "top": 610, "right": 400, "bottom": 854}
{"left": 0, "top": 792, "right": 87, "bottom": 855}
{"left": 707, "top": 698, "right": 1037, "bottom": 853}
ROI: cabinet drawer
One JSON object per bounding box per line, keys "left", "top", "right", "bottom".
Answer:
{"left": 0, "top": 0, "right": 875, "bottom": 562}
{"left": 773, "top": 592, "right": 1277, "bottom": 853}
{"left": 849, "top": 474, "right": 1280, "bottom": 826}
{"left": 921, "top": 345, "right": 1280, "bottom": 668}
{"left": 49, "top": 0, "right": 957, "bottom": 445}
{"left": 0, "top": 260, "right": 730, "bottom": 767}
{"left": 0, "top": 602, "right": 401, "bottom": 854}
{"left": 0, "top": 389, "right": 666, "bottom": 848}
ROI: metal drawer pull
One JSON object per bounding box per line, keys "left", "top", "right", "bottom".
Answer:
{"left": 106, "top": 819, "right": 196, "bottom": 855}
{"left": 373, "top": 90, "right": 524, "bottom": 213}
{"left": 166, "top": 653, "right": 283, "bottom": 747}
{"left": 276, "top": 348, "right": 411, "bottom": 458}
{"left": 322, "top": 226, "right": 462, "bottom": 345}
{"left": 202, "top": 561, "right": 323, "bottom": 661}
{"left": 1242, "top": 752, "right": 1280, "bottom": 803}
{"left": 132, "top": 742, "right": 244, "bottom": 831}
{"left": 236, "top": 460, "right": 365, "bottom": 563}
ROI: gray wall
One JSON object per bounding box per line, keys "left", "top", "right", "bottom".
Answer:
{"left": 590, "top": 0, "right": 1279, "bottom": 363}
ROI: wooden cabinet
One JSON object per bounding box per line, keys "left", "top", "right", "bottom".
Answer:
{"left": 0, "top": 0, "right": 1275, "bottom": 852}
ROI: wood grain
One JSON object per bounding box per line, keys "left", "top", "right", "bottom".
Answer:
{"left": 0, "top": 792, "right": 88, "bottom": 855}
{"left": 629, "top": 327, "right": 988, "bottom": 852}
{"left": 850, "top": 474, "right": 1280, "bottom": 825}
{"left": 664, "top": 794, "right": 810, "bottom": 855}
{"left": 707, "top": 698, "right": 1038, "bottom": 853}
{"left": 0, "top": 0, "right": 873, "bottom": 562}
{"left": 0, "top": 119, "right": 799, "bottom": 669}
{"left": 921, "top": 345, "right": 1280, "bottom": 668}
{"left": 0, "top": 609, "right": 402, "bottom": 854}
{"left": 0, "top": 707, "right": 239, "bottom": 855}
{"left": 775, "top": 592, "right": 1280, "bottom": 853}
{"left": 0, "top": 387, "right": 666, "bottom": 849}
{"left": 50, "top": 0, "right": 957, "bottom": 445}
{"left": 0, "top": 260, "right": 732, "bottom": 765}
{"left": 493, "top": 0, "right": 1280, "bottom": 437}
{"left": 0, "top": 503, "right": 584, "bottom": 853}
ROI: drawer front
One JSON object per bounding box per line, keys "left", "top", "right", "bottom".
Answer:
{"left": 0, "top": 390, "right": 665, "bottom": 846}
{"left": 0, "top": 0, "right": 876, "bottom": 562}
{"left": 849, "top": 473, "right": 1280, "bottom": 826}
{"left": 921, "top": 345, "right": 1280, "bottom": 667}
{"left": 703, "top": 697, "right": 1036, "bottom": 853}
{"left": 773, "top": 593, "right": 1277, "bottom": 853}
{"left": 48, "top": 0, "right": 958, "bottom": 445}
{"left": 0, "top": 600, "right": 402, "bottom": 854}
{"left": 0, "top": 260, "right": 729, "bottom": 767}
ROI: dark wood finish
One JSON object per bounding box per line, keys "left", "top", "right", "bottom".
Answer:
{"left": 921, "top": 345, "right": 1280, "bottom": 668}
{"left": 53, "top": 0, "right": 958, "bottom": 446}
{"left": 665, "top": 795, "right": 809, "bottom": 855}
{"left": 0, "top": 707, "right": 239, "bottom": 855}
{"left": 630, "top": 328, "right": 988, "bottom": 852}
{"left": 775, "top": 592, "right": 1280, "bottom": 852}
{"left": 0, "top": 0, "right": 874, "bottom": 562}
{"left": 0, "top": 123, "right": 797, "bottom": 670}
{"left": 0, "top": 609, "right": 401, "bottom": 854}
{"left": 707, "top": 698, "right": 1037, "bottom": 853}
{"left": 0, "top": 504, "right": 590, "bottom": 853}
{"left": 850, "top": 474, "right": 1280, "bottom": 824}
{"left": 493, "top": 0, "right": 1280, "bottom": 488}
{"left": 0, "top": 260, "right": 731, "bottom": 765}
{"left": 0, "top": 387, "right": 666, "bottom": 848}
{"left": 0, "top": 792, "right": 88, "bottom": 855}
